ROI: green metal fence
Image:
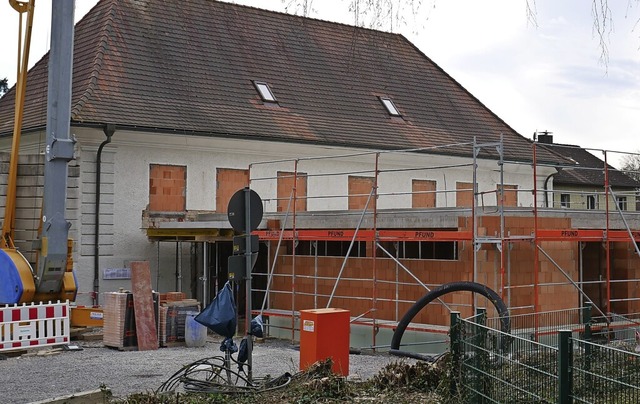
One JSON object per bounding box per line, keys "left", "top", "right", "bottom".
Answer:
{"left": 453, "top": 310, "right": 559, "bottom": 403}
{"left": 571, "top": 338, "right": 640, "bottom": 403}
{"left": 451, "top": 309, "right": 640, "bottom": 403}
{"left": 487, "top": 306, "right": 587, "bottom": 345}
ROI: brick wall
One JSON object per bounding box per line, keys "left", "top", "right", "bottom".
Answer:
{"left": 264, "top": 214, "right": 631, "bottom": 328}
{"left": 611, "top": 242, "right": 640, "bottom": 314}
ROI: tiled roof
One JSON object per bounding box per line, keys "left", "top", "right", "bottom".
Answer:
{"left": 540, "top": 142, "right": 640, "bottom": 188}
{"left": 0, "top": 0, "right": 565, "bottom": 163}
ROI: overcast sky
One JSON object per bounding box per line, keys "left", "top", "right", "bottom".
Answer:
{"left": 0, "top": 0, "right": 638, "bottom": 167}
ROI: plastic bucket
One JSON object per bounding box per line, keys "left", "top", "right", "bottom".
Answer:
{"left": 185, "top": 312, "right": 207, "bottom": 347}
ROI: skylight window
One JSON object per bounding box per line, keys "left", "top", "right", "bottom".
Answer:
{"left": 380, "top": 96, "right": 401, "bottom": 117}
{"left": 253, "top": 81, "right": 277, "bottom": 102}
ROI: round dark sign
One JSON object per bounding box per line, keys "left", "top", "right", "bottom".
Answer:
{"left": 227, "top": 188, "right": 264, "bottom": 232}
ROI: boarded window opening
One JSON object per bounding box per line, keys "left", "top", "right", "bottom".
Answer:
{"left": 277, "top": 171, "right": 307, "bottom": 212}
{"left": 348, "top": 176, "right": 375, "bottom": 211}
{"left": 216, "top": 168, "right": 249, "bottom": 213}
{"left": 149, "top": 164, "right": 186, "bottom": 212}
{"left": 412, "top": 179, "right": 436, "bottom": 208}
{"left": 497, "top": 184, "right": 518, "bottom": 207}
{"left": 456, "top": 182, "right": 474, "bottom": 208}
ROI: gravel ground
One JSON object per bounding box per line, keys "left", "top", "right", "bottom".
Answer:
{"left": 0, "top": 337, "right": 405, "bottom": 404}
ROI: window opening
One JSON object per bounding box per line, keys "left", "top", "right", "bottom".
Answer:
{"left": 291, "top": 240, "right": 367, "bottom": 257}
{"left": 379, "top": 96, "right": 401, "bottom": 116}
{"left": 253, "top": 81, "right": 277, "bottom": 102}
{"left": 396, "top": 241, "right": 458, "bottom": 260}
{"left": 586, "top": 195, "right": 597, "bottom": 210}
{"left": 149, "top": 164, "right": 186, "bottom": 212}
{"left": 560, "top": 193, "right": 570, "bottom": 208}
{"left": 616, "top": 196, "right": 628, "bottom": 211}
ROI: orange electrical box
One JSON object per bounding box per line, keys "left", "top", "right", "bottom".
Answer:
{"left": 70, "top": 306, "right": 104, "bottom": 327}
{"left": 299, "top": 308, "right": 350, "bottom": 376}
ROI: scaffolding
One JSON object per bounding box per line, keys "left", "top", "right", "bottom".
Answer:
{"left": 242, "top": 138, "right": 640, "bottom": 349}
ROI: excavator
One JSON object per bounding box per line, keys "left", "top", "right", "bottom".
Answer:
{"left": 0, "top": 0, "right": 77, "bottom": 304}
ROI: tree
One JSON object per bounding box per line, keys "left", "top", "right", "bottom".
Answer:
{"left": 282, "top": 0, "right": 430, "bottom": 32}
{"left": 620, "top": 151, "right": 640, "bottom": 182}
{"left": 282, "top": 0, "right": 639, "bottom": 65}
{"left": 0, "top": 77, "right": 8, "bottom": 98}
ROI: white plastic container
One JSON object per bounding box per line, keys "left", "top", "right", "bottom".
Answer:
{"left": 185, "top": 312, "right": 207, "bottom": 347}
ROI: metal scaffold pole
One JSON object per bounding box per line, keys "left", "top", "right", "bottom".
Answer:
{"left": 532, "top": 139, "right": 540, "bottom": 340}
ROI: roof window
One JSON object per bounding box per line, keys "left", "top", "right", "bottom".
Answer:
{"left": 253, "top": 81, "right": 277, "bottom": 102}
{"left": 379, "top": 96, "right": 401, "bottom": 117}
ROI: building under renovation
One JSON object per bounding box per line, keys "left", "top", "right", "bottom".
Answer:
{"left": 1, "top": 0, "right": 639, "bottom": 347}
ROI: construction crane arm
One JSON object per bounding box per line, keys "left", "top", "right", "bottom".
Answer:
{"left": 1, "top": 0, "right": 35, "bottom": 249}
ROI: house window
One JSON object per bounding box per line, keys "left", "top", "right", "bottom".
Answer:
{"left": 560, "top": 193, "right": 571, "bottom": 208}
{"left": 149, "top": 164, "right": 186, "bottom": 212}
{"left": 277, "top": 171, "right": 307, "bottom": 212}
{"left": 616, "top": 196, "right": 628, "bottom": 211}
{"left": 253, "top": 81, "right": 277, "bottom": 102}
{"left": 216, "top": 168, "right": 249, "bottom": 213}
{"left": 586, "top": 195, "right": 597, "bottom": 210}
{"left": 412, "top": 179, "right": 436, "bottom": 208}
{"left": 379, "top": 96, "right": 401, "bottom": 116}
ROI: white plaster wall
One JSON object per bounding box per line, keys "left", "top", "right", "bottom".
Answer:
{"left": 6, "top": 128, "right": 556, "bottom": 303}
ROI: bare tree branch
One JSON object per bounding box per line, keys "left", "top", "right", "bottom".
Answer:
{"left": 347, "top": 0, "right": 433, "bottom": 33}
{"left": 281, "top": 0, "right": 638, "bottom": 63}
{"left": 526, "top": 0, "right": 538, "bottom": 28}
{"left": 592, "top": 0, "right": 613, "bottom": 68}
{"left": 282, "top": 0, "right": 314, "bottom": 17}
{"left": 0, "top": 77, "right": 7, "bottom": 98}
{"left": 620, "top": 151, "right": 640, "bottom": 182}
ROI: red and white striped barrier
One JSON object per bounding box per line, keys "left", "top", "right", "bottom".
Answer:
{"left": 0, "top": 301, "right": 70, "bottom": 352}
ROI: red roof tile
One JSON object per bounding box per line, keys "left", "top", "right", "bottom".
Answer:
{"left": 0, "top": 0, "right": 565, "bottom": 164}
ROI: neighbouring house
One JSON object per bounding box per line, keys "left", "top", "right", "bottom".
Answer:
{"left": 1, "top": 0, "right": 639, "bottom": 345}
{"left": 536, "top": 134, "right": 639, "bottom": 211}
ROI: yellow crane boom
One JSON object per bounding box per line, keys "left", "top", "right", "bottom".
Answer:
{"left": 0, "top": 0, "right": 78, "bottom": 305}
{"left": 1, "top": 0, "right": 35, "bottom": 249}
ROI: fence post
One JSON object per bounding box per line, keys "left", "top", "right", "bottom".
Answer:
{"left": 582, "top": 303, "right": 592, "bottom": 391}
{"left": 450, "top": 311, "right": 461, "bottom": 397}
{"left": 558, "top": 330, "right": 573, "bottom": 404}
{"left": 475, "top": 308, "right": 487, "bottom": 402}
{"left": 582, "top": 304, "right": 592, "bottom": 341}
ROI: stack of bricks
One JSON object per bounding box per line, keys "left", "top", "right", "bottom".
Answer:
{"left": 102, "top": 292, "right": 131, "bottom": 350}
{"left": 103, "top": 291, "right": 160, "bottom": 350}
{"left": 158, "top": 292, "right": 200, "bottom": 347}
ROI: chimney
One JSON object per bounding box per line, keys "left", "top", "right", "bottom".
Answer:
{"left": 537, "top": 133, "right": 553, "bottom": 144}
